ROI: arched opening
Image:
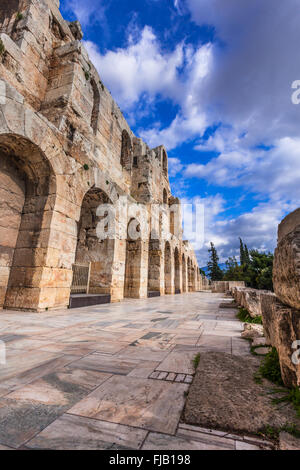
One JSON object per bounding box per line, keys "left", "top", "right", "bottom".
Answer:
{"left": 124, "top": 218, "right": 142, "bottom": 298}
{"left": 91, "top": 78, "right": 100, "bottom": 135}
{"left": 147, "top": 239, "right": 161, "bottom": 297}
{"left": 164, "top": 241, "right": 172, "bottom": 294}
{"left": 162, "top": 150, "right": 168, "bottom": 176}
{"left": 71, "top": 187, "right": 114, "bottom": 306}
{"left": 163, "top": 188, "right": 168, "bottom": 204}
{"left": 182, "top": 254, "right": 187, "bottom": 292}
{"left": 174, "top": 247, "right": 180, "bottom": 294}
{"left": 120, "top": 130, "right": 133, "bottom": 171}
{"left": 0, "top": 134, "right": 55, "bottom": 310}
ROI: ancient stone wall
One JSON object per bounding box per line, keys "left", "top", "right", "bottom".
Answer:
{"left": 231, "top": 208, "right": 300, "bottom": 390}
{"left": 211, "top": 280, "right": 245, "bottom": 293}
{"left": 0, "top": 0, "right": 201, "bottom": 311}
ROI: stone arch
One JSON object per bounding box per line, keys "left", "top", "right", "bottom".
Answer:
{"left": 124, "top": 217, "right": 142, "bottom": 298}
{"left": 72, "top": 186, "right": 114, "bottom": 301}
{"left": 164, "top": 241, "right": 172, "bottom": 294}
{"left": 120, "top": 130, "right": 133, "bottom": 171}
{"left": 182, "top": 254, "right": 187, "bottom": 292}
{"left": 0, "top": 133, "right": 56, "bottom": 310}
{"left": 162, "top": 149, "right": 168, "bottom": 176}
{"left": 90, "top": 78, "right": 100, "bottom": 135}
{"left": 174, "top": 246, "right": 180, "bottom": 294}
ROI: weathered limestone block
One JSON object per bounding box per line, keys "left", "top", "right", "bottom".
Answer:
{"left": 241, "top": 323, "right": 264, "bottom": 339}
{"left": 279, "top": 432, "right": 300, "bottom": 450}
{"left": 273, "top": 208, "right": 300, "bottom": 310}
{"left": 231, "top": 286, "right": 272, "bottom": 318}
{"left": 261, "top": 292, "right": 300, "bottom": 388}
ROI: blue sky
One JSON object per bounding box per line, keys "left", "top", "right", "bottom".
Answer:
{"left": 60, "top": 0, "right": 300, "bottom": 266}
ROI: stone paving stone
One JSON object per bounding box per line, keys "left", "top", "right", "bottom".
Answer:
{"left": 26, "top": 414, "right": 147, "bottom": 450}
{"left": 68, "top": 375, "right": 188, "bottom": 435}
{"left": 166, "top": 373, "right": 176, "bottom": 381}
{"left": 67, "top": 353, "right": 140, "bottom": 375}
{"left": 0, "top": 355, "right": 79, "bottom": 392}
{"left": 177, "top": 427, "right": 237, "bottom": 450}
{"left": 149, "top": 371, "right": 160, "bottom": 379}
{"left": 175, "top": 374, "right": 186, "bottom": 382}
{"left": 116, "top": 346, "right": 169, "bottom": 362}
{"left": 143, "top": 432, "right": 235, "bottom": 450}
{"left": 158, "top": 372, "right": 168, "bottom": 380}
{"left": 0, "top": 369, "right": 100, "bottom": 449}
{"left": 184, "top": 375, "right": 193, "bottom": 384}
{"left": 253, "top": 346, "right": 272, "bottom": 356}
{"left": 128, "top": 361, "right": 160, "bottom": 378}
{"left": 179, "top": 423, "right": 228, "bottom": 437}
{"left": 0, "top": 444, "right": 14, "bottom": 450}
{"left": 156, "top": 351, "right": 196, "bottom": 375}
{"left": 0, "top": 350, "right": 65, "bottom": 382}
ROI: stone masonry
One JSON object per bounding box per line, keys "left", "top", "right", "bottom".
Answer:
{"left": 0, "top": 0, "right": 202, "bottom": 311}
{"left": 231, "top": 208, "right": 300, "bottom": 388}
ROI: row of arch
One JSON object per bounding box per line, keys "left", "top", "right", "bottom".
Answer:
{"left": 0, "top": 129, "right": 199, "bottom": 311}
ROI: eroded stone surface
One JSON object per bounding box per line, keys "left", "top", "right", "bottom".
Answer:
{"left": 184, "top": 351, "right": 300, "bottom": 436}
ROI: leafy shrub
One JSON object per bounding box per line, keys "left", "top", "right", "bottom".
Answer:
{"left": 259, "top": 347, "right": 284, "bottom": 386}
{"left": 237, "top": 307, "right": 263, "bottom": 325}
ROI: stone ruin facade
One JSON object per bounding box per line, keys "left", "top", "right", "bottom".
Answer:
{"left": 231, "top": 208, "right": 300, "bottom": 388}
{"left": 0, "top": 0, "right": 203, "bottom": 312}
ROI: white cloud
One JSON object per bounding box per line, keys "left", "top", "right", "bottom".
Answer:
{"left": 168, "top": 157, "right": 184, "bottom": 177}
{"left": 63, "top": 0, "right": 107, "bottom": 27}
{"left": 84, "top": 27, "right": 186, "bottom": 109}
{"left": 194, "top": 199, "right": 292, "bottom": 267}
{"left": 184, "top": 136, "right": 300, "bottom": 204}
{"left": 66, "top": 0, "right": 299, "bottom": 265}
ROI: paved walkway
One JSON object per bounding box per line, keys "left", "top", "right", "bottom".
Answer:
{"left": 0, "top": 292, "right": 268, "bottom": 450}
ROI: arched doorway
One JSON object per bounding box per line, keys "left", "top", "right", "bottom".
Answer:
{"left": 182, "top": 254, "right": 187, "bottom": 292}
{"left": 174, "top": 247, "right": 180, "bottom": 294}
{"left": 71, "top": 186, "right": 114, "bottom": 305}
{"left": 0, "top": 134, "right": 55, "bottom": 310}
{"left": 124, "top": 218, "right": 142, "bottom": 298}
{"left": 164, "top": 241, "right": 172, "bottom": 294}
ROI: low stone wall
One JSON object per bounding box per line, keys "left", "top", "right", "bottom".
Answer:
{"left": 273, "top": 208, "right": 300, "bottom": 310}
{"left": 260, "top": 293, "right": 300, "bottom": 388}
{"left": 212, "top": 280, "right": 245, "bottom": 293}
{"left": 231, "top": 286, "right": 300, "bottom": 388}
{"left": 231, "top": 287, "right": 274, "bottom": 318}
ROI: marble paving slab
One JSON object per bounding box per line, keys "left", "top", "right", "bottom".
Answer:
{"left": 156, "top": 350, "right": 197, "bottom": 375}
{"left": 68, "top": 375, "right": 188, "bottom": 435}
{"left": 25, "top": 414, "right": 147, "bottom": 450}
{"left": 142, "top": 432, "right": 235, "bottom": 450}
{"left": 67, "top": 353, "right": 141, "bottom": 375}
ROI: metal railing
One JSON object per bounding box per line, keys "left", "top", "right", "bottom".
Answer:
{"left": 71, "top": 263, "right": 91, "bottom": 294}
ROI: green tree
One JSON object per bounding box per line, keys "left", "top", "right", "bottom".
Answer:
{"left": 247, "top": 250, "right": 274, "bottom": 290}
{"left": 239, "top": 238, "right": 246, "bottom": 265}
{"left": 223, "top": 256, "right": 245, "bottom": 281}
{"left": 244, "top": 244, "right": 251, "bottom": 266}
{"left": 207, "top": 242, "right": 223, "bottom": 281}
{"left": 223, "top": 244, "right": 274, "bottom": 291}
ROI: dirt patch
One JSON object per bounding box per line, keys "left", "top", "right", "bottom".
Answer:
{"left": 184, "top": 351, "right": 300, "bottom": 436}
